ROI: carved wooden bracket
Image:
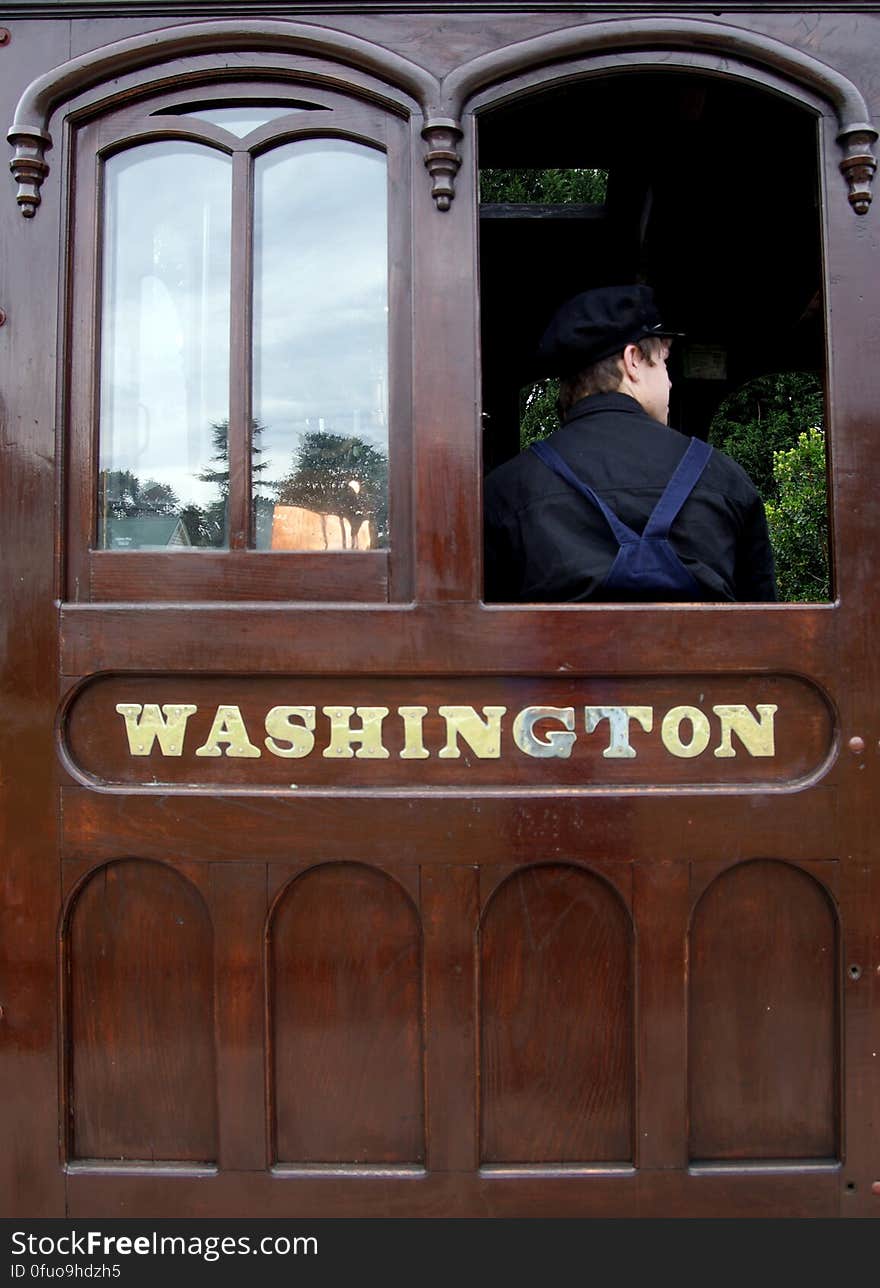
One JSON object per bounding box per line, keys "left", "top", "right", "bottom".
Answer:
{"left": 421, "top": 118, "right": 463, "bottom": 211}
{"left": 7, "top": 15, "right": 878, "bottom": 217}
{"left": 8, "top": 125, "right": 51, "bottom": 217}
{"left": 838, "top": 127, "right": 879, "bottom": 216}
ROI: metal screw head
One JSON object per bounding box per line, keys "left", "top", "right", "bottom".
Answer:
{"left": 848, "top": 963, "right": 862, "bottom": 981}
{"left": 0, "top": 29, "right": 9, "bottom": 45}
{"left": 848, "top": 736, "right": 865, "bottom": 755}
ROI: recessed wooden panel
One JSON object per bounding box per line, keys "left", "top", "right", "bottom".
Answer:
{"left": 480, "top": 864, "right": 634, "bottom": 1163}
{"left": 88, "top": 551, "right": 389, "bottom": 602}
{"left": 689, "top": 860, "right": 838, "bottom": 1160}
{"left": 270, "top": 862, "right": 424, "bottom": 1163}
{"left": 66, "top": 860, "right": 217, "bottom": 1162}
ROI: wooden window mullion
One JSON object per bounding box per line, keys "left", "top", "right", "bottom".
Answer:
{"left": 227, "top": 149, "right": 253, "bottom": 549}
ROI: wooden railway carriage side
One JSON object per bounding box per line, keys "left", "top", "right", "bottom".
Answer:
{"left": 1, "top": 0, "right": 878, "bottom": 1218}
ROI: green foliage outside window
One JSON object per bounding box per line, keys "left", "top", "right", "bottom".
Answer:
{"left": 479, "top": 168, "right": 608, "bottom": 204}
{"left": 764, "top": 427, "right": 829, "bottom": 602}
{"left": 519, "top": 378, "right": 561, "bottom": 449}
{"left": 707, "top": 372, "right": 824, "bottom": 498}
{"left": 709, "top": 373, "right": 828, "bottom": 601}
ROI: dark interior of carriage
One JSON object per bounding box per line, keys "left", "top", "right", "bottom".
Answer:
{"left": 477, "top": 72, "right": 826, "bottom": 473}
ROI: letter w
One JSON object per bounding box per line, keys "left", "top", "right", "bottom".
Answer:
{"left": 115, "top": 703, "right": 198, "bottom": 756}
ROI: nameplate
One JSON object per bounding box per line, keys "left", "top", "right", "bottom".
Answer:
{"left": 63, "top": 674, "right": 833, "bottom": 792}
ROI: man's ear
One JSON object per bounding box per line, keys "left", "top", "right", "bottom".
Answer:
{"left": 620, "top": 343, "right": 643, "bottom": 382}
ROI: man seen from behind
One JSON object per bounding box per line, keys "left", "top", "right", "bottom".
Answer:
{"left": 483, "top": 284, "right": 778, "bottom": 604}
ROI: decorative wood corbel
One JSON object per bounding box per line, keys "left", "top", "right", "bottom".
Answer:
{"left": 838, "top": 126, "right": 878, "bottom": 216}
{"left": 8, "top": 125, "right": 50, "bottom": 217}
{"left": 421, "top": 118, "right": 463, "bottom": 211}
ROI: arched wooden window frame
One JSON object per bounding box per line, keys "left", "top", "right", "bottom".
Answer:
{"left": 464, "top": 45, "right": 841, "bottom": 210}
{"left": 63, "top": 66, "right": 413, "bottom": 603}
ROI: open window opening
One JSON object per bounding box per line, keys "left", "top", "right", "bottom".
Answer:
{"left": 478, "top": 72, "right": 830, "bottom": 604}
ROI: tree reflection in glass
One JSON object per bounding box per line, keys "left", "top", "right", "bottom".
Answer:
{"left": 253, "top": 139, "right": 389, "bottom": 550}
{"left": 98, "top": 142, "right": 232, "bottom": 549}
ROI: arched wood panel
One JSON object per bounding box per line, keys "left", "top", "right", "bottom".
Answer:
{"left": 65, "top": 859, "right": 216, "bottom": 1162}
{"left": 480, "top": 863, "right": 634, "bottom": 1164}
{"left": 689, "top": 860, "right": 838, "bottom": 1161}
{"left": 269, "top": 862, "right": 424, "bottom": 1164}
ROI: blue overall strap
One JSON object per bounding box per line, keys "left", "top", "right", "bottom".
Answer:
{"left": 642, "top": 436, "right": 713, "bottom": 541}
{"left": 529, "top": 440, "right": 639, "bottom": 546}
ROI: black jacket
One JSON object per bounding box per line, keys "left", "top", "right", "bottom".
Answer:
{"left": 483, "top": 392, "right": 777, "bottom": 603}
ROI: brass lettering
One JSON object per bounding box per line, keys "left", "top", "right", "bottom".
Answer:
{"left": 322, "top": 707, "right": 390, "bottom": 759}
{"left": 115, "top": 703, "right": 197, "bottom": 756}
{"left": 438, "top": 706, "right": 507, "bottom": 759}
{"left": 513, "top": 706, "right": 576, "bottom": 759}
{"left": 712, "top": 704, "right": 778, "bottom": 758}
{"left": 584, "top": 706, "right": 654, "bottom": 759}
{"left": 194, "top": 705, "right": 261, "bottom": 758}
{"left": 114, "top": 693, "right": 784, "bottom": 771}
{"left": 661, "top": 705, "right": 711, "bottom": 758}
{"left": 264, "top": 706, "right": 317, "bottom": 758}
{"left": 398, "top": 706, "right": 430, "bottom": 759}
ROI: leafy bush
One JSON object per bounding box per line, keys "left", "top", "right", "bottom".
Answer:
{"left": 519, "top": 377, "right": 561, "bottom": 449}
{"left": 764, "top": 427, "right": 830, "bottom": 602}
{"left": 708, "top": 372, "right": 824, "bottom": 499}
{"left": 480, "top": 168, "right": 608, "bottom": 204}
{"left": 709, "top": 373, "right": 828, "bottom": 600}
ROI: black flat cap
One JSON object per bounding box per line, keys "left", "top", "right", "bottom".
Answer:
{"left": 536, "top": 284, "right": 682, "bottom": 376}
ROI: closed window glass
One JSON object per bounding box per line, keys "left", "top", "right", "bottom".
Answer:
{"left": 253, "top": 140, "right": 389, "bottom": 551}
{"left": 98, "top": 143, "right": 232, "bottom": 549}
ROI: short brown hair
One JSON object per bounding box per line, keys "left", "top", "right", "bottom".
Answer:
{"left": 557, "top": 335, "right": 669, "bottom": 417}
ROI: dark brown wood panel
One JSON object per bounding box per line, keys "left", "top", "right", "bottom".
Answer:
{"left": 88, "top": 551, "right": 389, "bottom": 603}
{"left": 635, "top": 861, "right": 689, "bottom": 1169}
{"left": 689, "top": 859, "right": 839, "bottom": 1161}
{"left": 411, "top": 117, "right": 480, "bottom": 603}
{"left": 422, "top": 865, "right": 480, "bottom": 1173}
{"left": 819, "top": 93, "right": 880, "bottom": 1216}
{"left": 65, "top": 859, "right": 217, "bottom": 1162}
{"left": 840, "top": 860, "right": 880, "bottom": 1215}
{"left": 60, "top": 786, "right": 840, "bottom": 868}
{"left": 0, "top": 12, "right": 71, "bottom": 1218}
{"left": 479, "top": 863, "right": 634, "bottom": 1164}
{"left": 60, "top": 601, "right": 840, "bottom": 676}
{"left": 210, "top": 862, "right": 267, "bottom": 1172}
{"left": 269, "top": 862, "right": 424, "bottom": 1164}
{"left": 62, "top": 1155, "right": 840, "bottom": 1219}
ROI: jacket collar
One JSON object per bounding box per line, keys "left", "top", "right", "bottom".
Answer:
{"left": 563, "top": 391, "right": 646, "bottom": 423}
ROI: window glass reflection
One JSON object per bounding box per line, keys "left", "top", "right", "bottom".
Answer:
{"left": 253, "top": 139, "right": 389, "bottom": 551}
{"left": 98, "top": 142, "right": 232, "bottom": 549}
{"left": 182, "top": 106, "right": 323, "bottom": 137}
